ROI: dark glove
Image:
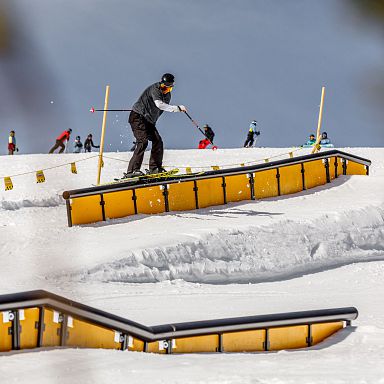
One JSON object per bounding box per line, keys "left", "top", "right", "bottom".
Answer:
{"left": 255, "top": 131, "right": 260, "bottom": 136}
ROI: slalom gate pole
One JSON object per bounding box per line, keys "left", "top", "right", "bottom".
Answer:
{"left": 184, "top": 111, "right": 218, "bottom": 150}
{"left": 312, "top": 86, "right": 326, "bottom": 154}
{"left": 96, "top": 85, "right": 110, "bottom": 185}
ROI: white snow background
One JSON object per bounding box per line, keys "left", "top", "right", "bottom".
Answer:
{"left": 0, "top": 147, "right": 383, "bottom": 383}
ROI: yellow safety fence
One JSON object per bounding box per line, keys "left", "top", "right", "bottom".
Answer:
{"left": 63, "top": 150, "right": 371, "bottom": 227}
{"left": 0, "top": 290, "right": 357, "bottom": 354}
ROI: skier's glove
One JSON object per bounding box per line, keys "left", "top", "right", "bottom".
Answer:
{"left": 16, "top": 147, "right": 19, "bottom": 152}
{"left": 255, "top": 131, "right": 260, "bottom": 136}
{"left": 177, "top": 105, "right": 187, "bottom": 112}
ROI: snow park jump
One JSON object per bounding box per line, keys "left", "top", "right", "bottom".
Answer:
{"left": 0, "top": 290, "right": 357, "bottom": 354}
{"left": 62, "top": 150, "right": 370, "bottom": 226}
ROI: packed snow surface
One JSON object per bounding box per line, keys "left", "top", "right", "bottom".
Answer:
{"left": 0, "top": 147, "right": 383, "bottom": 383}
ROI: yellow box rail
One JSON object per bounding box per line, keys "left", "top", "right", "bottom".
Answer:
{"left": 63, "top": 150, "right": 371, "bottom": 226}
{"left": 0, "top": 290, "right": 357, "bottom": 354}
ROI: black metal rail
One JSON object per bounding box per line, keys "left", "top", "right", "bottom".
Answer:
{"left": 62, "top": 150, "right": 371, "bottom": 200}
{"left": 0, "top": 290, "right": 358, "bottom": 342}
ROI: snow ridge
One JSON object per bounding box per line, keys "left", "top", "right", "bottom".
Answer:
{"left": 70, "top": 205, "right": 384, "bottom": 284}
{"left": 0, "top": 195, "right": 64, "bottom": 210}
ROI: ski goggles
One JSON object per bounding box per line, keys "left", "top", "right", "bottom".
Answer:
{"left": 160, "top": 84, "right": 173, "bottom": 94}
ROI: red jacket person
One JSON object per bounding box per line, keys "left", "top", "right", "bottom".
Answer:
{"left": 49, "top": 129, "right": 72, "bottom": 153}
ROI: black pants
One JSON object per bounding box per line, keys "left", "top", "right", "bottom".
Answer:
{"left": 244, "top": 133, "right": 254, "bottom": 148}
{"left": 49, "top": 140, "right": 65, "bottom": 153}
{"left": 127, "top": 111, "right": 163, "bottom": 172}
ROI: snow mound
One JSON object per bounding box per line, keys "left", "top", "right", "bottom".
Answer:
{"left": 70, "top": 205, "right": 384, "bottom": 284}
{"left": 0, "top": 195, "right": 64, "bottom": 210}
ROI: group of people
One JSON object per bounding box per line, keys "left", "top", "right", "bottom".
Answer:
{"left": 304, "top": 132, "right": 332, "bottom": 146}
{"left": 49, "top": 129, "right": 99, "bottom": 153}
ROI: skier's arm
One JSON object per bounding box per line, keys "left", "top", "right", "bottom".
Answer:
{"left": 154, "top": 100, "right": 186, "bottom": 112}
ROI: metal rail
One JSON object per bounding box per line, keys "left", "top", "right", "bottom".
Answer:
{"left": 0, "top": 290, "right": 358, "bottom": 341}
{"left": 62, "top": 150, "right": 371, "bottom": 200}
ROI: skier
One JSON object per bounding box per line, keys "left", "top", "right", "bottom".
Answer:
{"left": 203, "top": 124, "right": 215, "bottom": 143}
{"left": 320, "top": 132, "right": 331, "bottom": 145}
{"left": 244, "top": 120, "right": 260, "bottom": 147}
{"left": 84, "top": 134, "right": 100, "bottom": 152}
{"left": 73, "top": 136, "right": 83, "bottom": 153}
{"left": 49, "top": 128, "right": 72, "bottom": 153}
{"left": 305, "top": 134, "right": 316, "bottom": 146}
{"left": 8, "top": 130, "right": 18, "bottom": 155}
{"left": 124, "top": 73, "right": 187, "bottom": 178}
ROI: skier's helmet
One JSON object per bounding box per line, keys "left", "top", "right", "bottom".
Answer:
{"left": 76, "top": 136, "right": 80, "bottom": 140}
{"left": 251, "top": 120, "right": 257, "bottom": 125}
{"left": 161, "top": 73, "right": 175, "bottom": 87}
{"left": 322, "top": 131, "right": 327, "bottom": 138}
{"left": 68, "top": 128, "right": 72, "bottom": 133}
{"left": 310, "top": 134, "right": 315, "bottom": 139}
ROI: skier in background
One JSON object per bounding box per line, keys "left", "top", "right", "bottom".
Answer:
{"left": 244, "top": 120, "right": 260, "bottom": 147}
{"left": 8, "top": 130, "right": 18, "bottom": 155}
{"left": 84, "top": 134, "right": 100, "bottom": 152}
{"left": 49, "top": 128, "right": 72, "bottom": 153}
{"left": 203, "top": 124, "right": 215, "bottom": 143}
{"left": 125, "top": 73, "right": 187, "bottom": 178}
{"left": 305, "top": 134, "right": 316, "bottom": 146}
{"left": 73, "top": 136, "right": 83, "bottom": 153}
{"left": 320, "top": 132, "right": 331, "bottom": 145}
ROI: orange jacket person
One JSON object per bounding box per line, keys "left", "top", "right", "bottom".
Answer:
{"left": 49, "top": 129, "right": 72, "bottom": 153}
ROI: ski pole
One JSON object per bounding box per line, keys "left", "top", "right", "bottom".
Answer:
{"left": 90, "top": 107, "right": 132, "bottom": 113}
{"left": 184, "top": 111, "right": 218, "bottom": 150}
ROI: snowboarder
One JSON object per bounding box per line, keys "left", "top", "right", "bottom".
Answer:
{"left": 203, "top": 124, "right": 215, "bottom": 143}
{"left": 8, "top": 130, "right": 18, "bottom": 155}
{"left": 73, "top": 136, "right": 83, "bottom": 153}
{"left": 124, "top": 73, "right": 187, "bottom": 178}
{"left": 244, "top": 120, "right": 260, "bottom": 147}
{"left": 84, "top": 134, "right": 100, "bottom": 152}
{"left": 305, "top": 134, "right": 316, "bottom": 146}
{"left": 49, "top": 128, "right": 72, "bottom": 153}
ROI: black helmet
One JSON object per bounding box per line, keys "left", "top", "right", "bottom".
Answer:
{"left": 68, "top": 128, "right": 72, "bottom": 133}
{"left": 161, "top": 73, "right": 175, "bottom": 87}
{"left": 88, "top": 134, "right": 92, "bottom": 137}
{"left": 76, "top": 136, "right": 80, "bottom": 140}
{"left": 322, "top": 131, "right": 327, "bottom": 137}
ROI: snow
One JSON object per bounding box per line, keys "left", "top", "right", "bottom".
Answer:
{"left": 0, "top": 147, "right": 384, "bottom": 383}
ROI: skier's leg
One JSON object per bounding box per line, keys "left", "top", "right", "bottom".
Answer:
{"left": 148, "top": 128, "right": 164, "bottom": 171}
{"left": 249, "top": 138, "right": 254, "bottom": 147}
{"left": 127, "top": 112, "right": 148, "bottom": 173}
{"left": 49, "top": 140, "right": 60, "bottom": 153}
{"left": 58, "top": 142, "right": 65, "bottom": 153}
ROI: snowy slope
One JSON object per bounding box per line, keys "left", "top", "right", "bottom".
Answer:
{"left": 0, "top": 147, "right": 384, "bottom": 383}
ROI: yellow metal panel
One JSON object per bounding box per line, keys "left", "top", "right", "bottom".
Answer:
{"left": 254, "top": 169, "right": 278, "bottom": 198}
{"left": 223, "top": 329, "right": 265, "bottom": 352}
{"left": 168, "top": 181, "right": 196, "bottom": 211}
{"left": 19, "top": 308, "right": 39, "bottom": 349}
{"left": 196, "top": 178, "right": 225, "bottom": 208}
{"left": 225, "top": 175, "right": 251, "bottom": 203}
{"left": 135, "top": 186, "right": 165, "bottom": 214}
{"left": 66, "top": 318, "right": 121, "bottom": 349}
{"left": 328, "top": 157, "right": 337, "bottom": 180}
{"left": 0, "top": 311, "right": 12, "bottom": 352}
{"left": 147, "top": 341, "right": 167, "bottom": 354}
{"left": 311, "top": 321, "right": 343, "bottom": 345}
{"left": 269, "top": 325, "right": 308, "bottom": 350}
{"left": 346, "top": 161, "right": 367, "bottom": 175}
{"left": 128, "top": 337, "right": 145, "bottom": 352}
{"left": 103, "top": 190, "right": 135, "bottom": 219}
{"left": 279, "top": 164, "right": 303, "bottom": 195}
{"left": 41, "top": 309, "right": 61, "bottom": 347}
{"left": 173, "top": 334, "right": 219, "bottom": 353}
{"left": 304, "top": 160, "right": 327, "bottom": 189}
{"left": 70, "top": 195, "right": 103, "bottom": 225}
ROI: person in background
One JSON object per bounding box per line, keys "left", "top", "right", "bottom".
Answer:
{"left": 73, "top": 136, "right": 83, "bottom": 153}
{"left": 49, "top": 128, "right": 72, "bottom": 153}
{"left": 203, "top": 124, "right": 215, "bottom": 144}
{"left": 320, "top": 131, "right": 331, "bottom": 145}
{"left": 84, "top": 134, "right": 100, "bottom": 152}
{"left": 8, "top": 130, "right": 18, "bottom": 155}
{"left": 244, "top": 120, "right": 260, "bottom": 147}
{"left": 305, "top": 134, "right": 316, "bottom": 146}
